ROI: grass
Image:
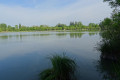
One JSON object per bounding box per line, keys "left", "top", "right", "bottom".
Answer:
{"left": 40, "top": 54, "right": 76, "bottom": 80}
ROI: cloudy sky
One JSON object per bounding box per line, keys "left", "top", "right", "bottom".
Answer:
{"left": 0, "top": 0, "right": 112, "bottom": 26}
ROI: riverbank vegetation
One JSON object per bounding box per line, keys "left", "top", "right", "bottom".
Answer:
{"left": 96, "top": 59, "right": 120, "bottom": 80}
{"left": 96, "top": 1, "right": 120, "bottom": 79}
{"left": 0, "top": 22, "right": 100, "bottom": 32}
{"left": 40, "top": 54, "right": 76, "bottom": 80}
{"left": 98, "top": 0, "right": 120, "bottom": 61}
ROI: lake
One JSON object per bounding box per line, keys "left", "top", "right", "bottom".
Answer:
{"left": 0, "top": 31, "right": 104, "bottom": 80}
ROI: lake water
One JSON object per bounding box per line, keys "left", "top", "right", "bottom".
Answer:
{"left": 0, "top": 31, "right": 104, "bottom": 80}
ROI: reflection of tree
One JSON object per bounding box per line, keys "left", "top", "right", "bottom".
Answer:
{"left": 56, "top": 33, "right": 67, "bottom": 37}
{"left": 33, "top": 34, "right": 50, "bottom": 36}
{"left": 0, "top": 33, "right": 51, "bottom": 40}
{"left": 19, "top": 34, "right": 50, "bottom": 40}
{"left": 20, "top": 34, "right": 23, "bottom": 41}
{"left": 88, "top": 32, "right": 96, "bottom": 36}
{"left": 70, "top": 33, "right": 84, "bottom": 38}
{"left": 96, "top": 59, "right": 120, "bottom": 80}
{"left": 0, "top": 36, "right": 8, "bottom": 40}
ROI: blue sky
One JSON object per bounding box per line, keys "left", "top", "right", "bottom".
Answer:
{"left": 0, "top": 0, "right": 112, "bottom": 26}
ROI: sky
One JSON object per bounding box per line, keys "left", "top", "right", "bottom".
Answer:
{"left": 0, "top": 0, "right": 112, "bottom": 26}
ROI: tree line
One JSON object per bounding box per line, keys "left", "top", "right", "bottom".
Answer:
{"left": 0, "top": 21, "right": 100, "bottom": 32}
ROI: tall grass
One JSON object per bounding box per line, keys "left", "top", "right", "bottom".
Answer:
{"left": 40, "top": 54, "right": 76, "bottom": 80}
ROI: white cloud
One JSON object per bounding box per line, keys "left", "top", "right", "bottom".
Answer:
{"left": 0, "top": 0, "right": 112, "bottom": 26}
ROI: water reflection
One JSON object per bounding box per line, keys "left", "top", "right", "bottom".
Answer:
{"left": 0, "top": 36, "right": 8, "bottom": 39}
{"left": 33, "top": 34, "right": 50, "bottom": 36}
{"left": 89, "top": 33, "right": 96, "bottom": 36}
{"left": 96, "top": 59, "right": 120, "bottom": 80}
{"left": 0, "top": 32, "right": 100, "bottom": 42}
{"left": 56, "top": 33, "right": 67, "bottom": 36}
{"left": 55, "top": 33, "right": 67, "bottom": 38}
{"left": 0, "top": 32, "right": 87, "bottom": 41}
{"left": 0, "top": 33, "right": 50, "bottom": 41}
{"left": 70, "top": 33, "right": 84, "bottom": 38}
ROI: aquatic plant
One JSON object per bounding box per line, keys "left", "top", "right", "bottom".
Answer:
{"left": 40, "top": 54, "right": 76, "bottom": 80}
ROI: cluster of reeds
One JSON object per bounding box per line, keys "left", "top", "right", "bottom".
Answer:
{"left": 40, "top": 54, "right": 76, "bottom": 80}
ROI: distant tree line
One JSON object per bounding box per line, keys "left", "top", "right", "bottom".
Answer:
{"left": 0, "top": 21, "right": 100, "bottom": 32}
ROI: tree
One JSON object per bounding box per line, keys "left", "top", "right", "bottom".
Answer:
{"left": 19, "top": 24, "right": 21, "bottom": 29}
{"left": 56, "top": 23, "right": 66, "bottom": 27}
{"left": 0, "top": 23, "right": 7, "bottom": 31}
{"left": 8, "top": 25, "right": 12, "bottom": 31}
{"left": 89, "top": 23, "right": 96, "bottom": 27}
{"left": 70, "top": 22, "right": 75, "bottom": 26}
{"left": 104, "top": 0, "right": 120, "bottom": 8}
{"left": 15, "top": 25, "right": 18, "bottom": 29}
{"left": 99, "top": 18, "right": 112, "bottom": 30}
{"left": 0, "top": 28, "right": 2, "bottom": 32}
{"left": 98, "top": 0, "right": 120, "bottom": 60}
{"left": 77, "top": 21, "right": 83, "bottom": 27}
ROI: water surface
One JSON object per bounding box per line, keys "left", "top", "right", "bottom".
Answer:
{"left": 0, "top": 31, "right": 103, "bottom": 80}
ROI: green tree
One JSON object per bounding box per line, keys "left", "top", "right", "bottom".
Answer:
{"left": 0, "top": 28, "right": 2, "bottom": 32}
{"left": 15, "top": 25, "right": 19, "bottom": 31}
{"left": 98, "top": 0, "right": 120, "bottom": 60}
{"left": 104, "top": 0, "right": 120, "bottom": 8}
{"left": 19, "top": 24, "right": 21, "bottom": 29}
{"left": 8, "top": 25, "right": 12, "bottom": 31}
{"left": 0, "top": 23, "right": 7, "bottom": 31}
{"left": 70, "top": 22, "right": 75, "bottom": 26}
{"left": 89, "top": 23, "right": 96, "bottom": 27}
{"left": 99, "top": 18, "right": 112, "bottom": 30}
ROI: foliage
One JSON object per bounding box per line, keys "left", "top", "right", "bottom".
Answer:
{"left": 40, "top": 54, "right": 76, "bottom": 80}
{"left": 0, "top": 23, "right": 7, "bottom": 31}
{"left": 0, "top": 28, "right": 2, "bottom": 32}
{"left": 0, "top": 22, "right": 100, "bottom": 32}
{"left": 98, "top": 0, "right": 120, "bottom": 60}
{"left": 70, "top": 33, "right": 84, "bottom": 38}
{"left": 104, "top": 0, "right": 120, "bottom": 8}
